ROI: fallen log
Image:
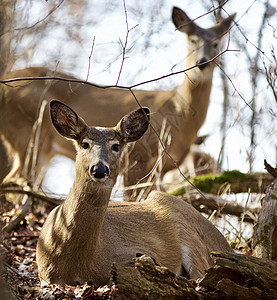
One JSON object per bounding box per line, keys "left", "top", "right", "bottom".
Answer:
{"left": 199, "top": 252, "right": 277, "bottom": 299}
{"left": 110, "top": 252, "right": 277, "bottom": 299}
{"left": 110, "top": 254, "right": 200, "bottom": 300}
{"left": 169, "top": 171, "right": 272, "bottom": 196}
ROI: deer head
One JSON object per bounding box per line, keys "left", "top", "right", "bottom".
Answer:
{"left": 50, "top": 100, "right": 150, "bottom": 190}
{"left": 172, "top": 7, "right": 235, "bottom": 79}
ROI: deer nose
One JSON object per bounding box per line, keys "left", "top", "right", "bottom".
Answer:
{"left": 197, "top": 58, "right": 210, "bottom": 70}
{"left": 91, "top": 163, "right": 110, "bottom": 179}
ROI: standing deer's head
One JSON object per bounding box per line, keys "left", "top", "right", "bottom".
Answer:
{"left": 172, "top": 7, "right": 235, "bottom": 79}
{"left": 50, "top": 100, "right": 150, "bottom": 188}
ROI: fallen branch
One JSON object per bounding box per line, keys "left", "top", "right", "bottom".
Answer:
{"left": 183, "top": 191, "right": 259, "bottom": 223}
{"left": 2, "top": 195, "right": 31, "bottom": 233}
{"left": 1, "top": 183, "right": 61, "bottom": 232}
{"left": 0, "top": 186, "right": 62, "bottom": 207}
{"left": 4, "top": 262, "right": 32, "bottom": 287}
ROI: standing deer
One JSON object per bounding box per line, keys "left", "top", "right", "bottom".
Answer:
{"left": 36, "top": 101, "right": 232, "bottom": 286}
{"left": 0, "top": 7, "right": 235, "bottom": 188}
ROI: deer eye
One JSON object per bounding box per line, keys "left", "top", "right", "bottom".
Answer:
{"left": 111, "top": 144, "right": 120, "bottom": 153}
{"left": 190, "top": 36, "right": 198, "bottom": 44}
{"left": 81, "top": 142, "right": 90, "bottom": 149}
{"left": 213, "top": 41, "right": 219, "bottom": 48}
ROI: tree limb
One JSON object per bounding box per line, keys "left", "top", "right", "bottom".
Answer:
{"left": 183, "top": 191, "right": 259, "bottom": 223}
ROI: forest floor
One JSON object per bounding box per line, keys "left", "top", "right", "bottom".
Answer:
{"left": 1, "top": 199, "right": 114, "bottom": 299}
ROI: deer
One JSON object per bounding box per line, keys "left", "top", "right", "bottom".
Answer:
{"left": 0, "top": 7, "right": 235, "bottom": 190}
{"left": 36, "top": 100, "right": 232, "bottom": 286}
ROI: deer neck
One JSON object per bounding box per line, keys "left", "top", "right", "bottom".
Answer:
{"left": 174, "top": 66, "right": 214, "bottom": 116}
{"left": 60, "top": 176, "right": 112, "bottom": 252}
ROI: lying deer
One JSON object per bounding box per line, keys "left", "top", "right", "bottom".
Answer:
{"left": 0, "top": 7, "right": 235, "bottom": 187}
{"left": 36, "top": 101, "right": 232, "bottom": 286}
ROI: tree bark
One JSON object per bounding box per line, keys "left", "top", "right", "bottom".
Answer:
{"left": 0, "top": 0, "right": 14, "bottom": 75}
{"left": 110, "top": 255, "right": 200, "bottom": 300}
{"left": 252, "top": 179, "right": 277, "bottom": 260}
{"left": 199, "top": 252, "right": 277, "bottom": 299}
{"left": 110, "top": 252, "right": 277, "bottom": 299}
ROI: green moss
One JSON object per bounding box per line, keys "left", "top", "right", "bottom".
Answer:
{"left": 190, "top": 170, "right": 249, "bottom": 194}
{"left": 168, "top": 185, "right": 186, "bottom": 197}
{"left": 230, "top": 240, "right": 239, "bottom": 249}
{"left": 168, "top": 170, "right": 264, "bottom": 196}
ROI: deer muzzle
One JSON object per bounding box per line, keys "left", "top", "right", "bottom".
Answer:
{"left": 90, "top": 163, "right": 110, "bottom": 180}
{"left": 197, "top": 57, "right": 210, "bottom": 70}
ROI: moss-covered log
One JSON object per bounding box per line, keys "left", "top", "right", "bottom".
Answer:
{"left": 169, "top": 171, "right": 272, "bottom": 196}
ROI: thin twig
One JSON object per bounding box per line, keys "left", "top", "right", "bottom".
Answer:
{"left": 86, "top": 36, "right": 96, "bottom": 81}
{"left": 174, "top": 0, "right": 229, "bottom": 30}
{"left": 4, "top": 262, "right": 32, "bottom": 287}
{"left": 116, "top": 0, "right": 138, "bottom": 85}
{"left": 2, "top": 196, "right": 31, "bottom": 233}
{"left": 31, "top": 100, "right": 48, "bottom": 184}
{"left": 128, "top": 88, "right": 210, "bottom": 200}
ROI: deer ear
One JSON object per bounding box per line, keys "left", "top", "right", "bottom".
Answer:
{"left": 172, "top": 7, "right": 198, "bottom": 35}
{"left": 211, "top": 13, "right": 236, "bottom": 37}
{"left": 116, "top": 107, "right": 150, "bottom": 143}
{"left": 50, "top": 100, "right": 86, "bottom": 140}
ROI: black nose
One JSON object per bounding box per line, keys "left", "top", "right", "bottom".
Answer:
{"left": 197, "top": 58, "right": 210, "bottom": 70}
{"left": 91, "top": 163, "right": 110, "bottom": 179}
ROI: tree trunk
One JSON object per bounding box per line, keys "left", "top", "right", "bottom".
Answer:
{"left": 252, "top": 178, "right": 277, "bottom": 260}
{"left": 0, "top": 0, "right": 14, "bottom": 76}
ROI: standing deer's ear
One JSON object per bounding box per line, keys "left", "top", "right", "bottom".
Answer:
{"left": 116, "top": 107, "right": 150, "bottom": 143}
{"left": 172, "top": 7, "right": 199, "bottom": 35}
{"left": 50, "top": 100, "right": 87, "bottom": 140}
{"left": 211, "top": 13, "right": 236, "bottom": 37}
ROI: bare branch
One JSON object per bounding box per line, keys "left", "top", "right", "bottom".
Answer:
{"left": 86, "top": 36, "right": 96, "bottom": 81}
{"left": 1, "top": 195, "right": 31, "bottom": 233}
{"left": 0, "top": 48, "right": 239, "bottom": 91}
{"left": 116, "top": 0, "right": 138, "bottom": 85}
